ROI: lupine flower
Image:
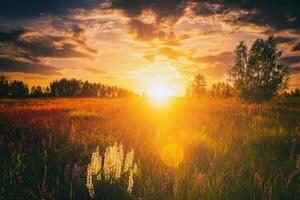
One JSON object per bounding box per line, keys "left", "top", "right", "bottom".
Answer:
{"left": 216, "top": 173, "right": 224, "bottom": 183}
{"left": 86, "top": 143, "right": 138, "bottom": 198}
{"left": 287, "top": 154, "right": 300, "bottom": 185}
{"left": 39, "top": 183, "right": 47, "bottom": 200}
{"left": 296, "top": 154, "right": 300, "bottom": 171}
{"left": 266, "top": 187, "right": 272, "bottom": 200}
{"left": 17, "top": 176, "right": 24, "bottom": 184}
{"left": 161, "top": 182, "right": 168, "bottom": 192}
{"left": 49, "top": 190, "right": 56, "bottom": 200}
{"left": 233, "top": 152, "right": 244, "bottom": 164}
{"left": 254, "top": 172, "right": 263, "bottom": 184}
{"left": 276, "top": 168, "right": 284, "bottom": 183}
{"left": 271, "top": 155, "right": 278, "bottom": 161}
{"left": 72, "top": 162, "right": 83, "bottom": 181}
{"left": 173, "top": 179, "right": 179, "bottom": 194}
{"left": 196, "top": 173, "right": 206, "bottom": 185}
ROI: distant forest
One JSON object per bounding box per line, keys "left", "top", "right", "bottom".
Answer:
{"left": 0, "top": 75, "right": 136, "bottom": 98}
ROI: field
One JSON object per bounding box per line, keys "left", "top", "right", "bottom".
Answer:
{"left": 0, "top": 98, "right": 300, "bottom": 200}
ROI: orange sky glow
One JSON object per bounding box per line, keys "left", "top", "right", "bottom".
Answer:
{"left": 1, "top": 1, "right": 300, "bottom": 96}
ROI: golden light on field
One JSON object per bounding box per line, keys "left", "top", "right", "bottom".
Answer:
{"left": 160, "top": 143, "right": 184, "bottom": 168}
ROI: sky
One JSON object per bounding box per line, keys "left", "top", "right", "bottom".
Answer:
{"left": 0, "top": 0, "right": 300, "bottom": 96}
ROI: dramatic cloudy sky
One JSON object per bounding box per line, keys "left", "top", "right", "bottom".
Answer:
{"left": 0, "top": 0, "right": 300, "bottom": 95}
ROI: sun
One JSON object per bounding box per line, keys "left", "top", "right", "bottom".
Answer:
{"left": 146, "top": 83, "right": 172, "bottom": 103}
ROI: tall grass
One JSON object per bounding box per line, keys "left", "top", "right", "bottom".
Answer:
{"left": 0, "top": 98, "right": 299, "bottom": 199}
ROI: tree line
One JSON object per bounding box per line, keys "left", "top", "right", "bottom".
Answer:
{"left": 0, "top": 76, "right": 135, "bottom": 98}
{"left": 186, "top": 36, "right": 299, "bottom": 102}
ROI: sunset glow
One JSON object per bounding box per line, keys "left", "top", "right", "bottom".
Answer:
{"left": 0, "top": 1, "right": 299, "bottom": 92}
{"left": 146, "top": 80, "right": 173, "bottom": 103}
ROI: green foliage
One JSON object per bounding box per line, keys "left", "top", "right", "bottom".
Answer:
{"left": 228, "top": 36, "right": 290, "bottom": 102}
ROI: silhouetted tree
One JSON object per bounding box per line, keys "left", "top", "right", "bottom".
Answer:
{"left": 9, "top": 80, "right": 29, "bottom": 97}
{"left": 209, "top": 82, "right": 235, "bottom": 98}
{"left": 49, "top": 78, "right": 135, "bottom": 98}
{"left": 0, "top": 75, "right": 9, "bottom": 97}
{"left": 31, "top": 86, "right": 43, "bottom": 97}
{"left": 188, "top": 73, "right": 207, "bottom": 98}
{"left": 228, "top": 36, "right": 290, "bottom": 102}
{"left": 290, "top": 88, "right": 300, "bottom": 97}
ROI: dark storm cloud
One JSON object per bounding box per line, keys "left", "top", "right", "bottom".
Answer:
{"left": 110, "top": 1, "right": 300, "bottom": 33}
{"left": 193, "top": 0, "right": 300, "bottom": 32}
{"left": 0, "top": 57, "right": 59, "bottom": 75}
{"left": 280, "top": 56, "right": 300, "bottom": 65}
{"left": 0, "top": 27, "right": 96, "bottom": 61}
{"left": 0, "top": 26, "right": 97, "bottom": 75}
{"left": 111, "top": 0, "right": 187, "bottom": 22}
{"left": 292, "top": 42, "right": 300, "bottom": 52}
{"left": 128, "top": 19, "right": 166, "bottom": 41}
{"left": 274, "top": 36, "right": 297, "bottom": 44}
{"left": 291, "top": 66, "right": 300, "bottom": 74}
{"left": 0, "top": 0, "right": 101, "bottom": 19}
{"left": 0, "top": 29, "right": 27, "bottom": 42}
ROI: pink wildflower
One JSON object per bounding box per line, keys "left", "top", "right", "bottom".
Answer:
{"left": 254, "top": 172, "right": 263, "bottom": 184}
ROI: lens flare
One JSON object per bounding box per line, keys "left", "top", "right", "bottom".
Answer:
{"left": 160, "top": 143, "right": 184, "bottom": 168}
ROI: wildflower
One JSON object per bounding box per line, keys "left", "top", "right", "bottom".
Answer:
{"left": 86, "top": 143, "right": 138, "bottom": 198}
{"left": 233, "top": 152, "right": 244, "bottom": 164}
{"left": 173, "top": 179, "right": 179, "bottom": 194}
{"left": 196, "top": 172, "right": 206, "bottom": 185}
{"left": 276, "top": 168, "right": 284, "bottom": 183}
{"left": 17, "top": 176, "right": 24, "bottom": 184}
{"left": 72, "top": 162, "right": 83, "bottom": 181}
{"left": 49, "top": 190, "right": 56, "bottom": 200}
{"left": 271, "top": 155, "right": 278, "bottom": 161}
{"left": 266, "top": 187, "right": 272, "bottom": 200}
{"left": 216, "top": 173, "right": 224, "bottom": 183}
{"left": 296, "top": 154, "right": 300, "bottom": 171}
{"left": 161, "top": 182, "right": 168, "bottom": 192}
{"left": 287, "top": 154, "right": 300, "bottom": 185}
{"left": 86, "top": 164, "right": 95, "bottom": 198}
{"left": 254, "top": 172, "right": 263, "bottom": 184}
{"left": 39, "top": 183, "right": 47, "bottom": 200}
{"left": 127, "top": 170, "right": 134, "bottom": 193}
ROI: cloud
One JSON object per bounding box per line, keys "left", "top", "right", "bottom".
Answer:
{"left": 128, "top": 19, "right": 166, "bottom": 41}
{"left": 158, "top": 47, "right": 183, "bottom": 59}
{"left": 0, "top": 57, "right": 59, "bottom": 75}
{"left": 128, "top": 18, "right": 188, "bottom": 44}
{"left": 83, "top": 67, "right": 107, "bottom": 74}
{"left": 111, "top": 0, "right": 187, "bottom": 23}
{"left": 0, "top": 28, "right": 96, "bottom": 62}
{"left": 0, "top": 0, "right": 100, "bottom": 19}
{"left": 0, "top": 29, "right": 27, "bottom": 42}
{"left": 192, "top": 51, "right": 234, "bottom": 78}
{"left": 291, "top": 66, "right": 300, "bottom": 74}
{"left": 280, "top": 56, "right": 300, "bottom": 65}
{"left": 193, "top": 0, "right": 300, "bottom": 32}
{"left": 292, "top": 42, "right": 300, "bottom": 51}
{"left": 274, "top": 36, "right": 297, "bottom": 44}
{"left": 143, "top": 54, "right": 154, "bottom": 62}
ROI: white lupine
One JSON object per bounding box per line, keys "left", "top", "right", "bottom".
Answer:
{"left": 87, "top": 143, "right": 138, "bottom": 198}
{"left": 86, "top": 164, "right": 95, "bottom": 198}
{"left": 124, "top": 149, "right": 134, "bottom": 173}
{"left": 127, "top": 170, "right": 134, "bottom": 193}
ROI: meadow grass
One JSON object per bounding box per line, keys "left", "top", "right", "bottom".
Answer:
{"left": 0, "top": 98, "right": 299, "bottom": 200}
